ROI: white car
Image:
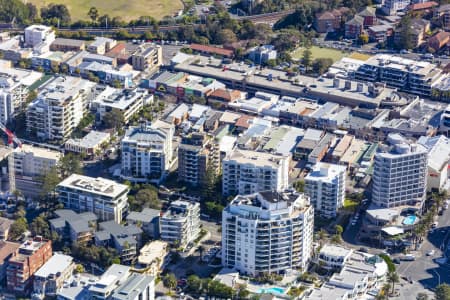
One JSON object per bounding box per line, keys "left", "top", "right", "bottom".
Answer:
{"left": 426, "top": 250, "right": 435, "bottom": 256}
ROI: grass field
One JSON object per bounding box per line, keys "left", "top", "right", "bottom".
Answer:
{"left": 291, "top": 46, "right": 349, "bottom": 63}
{"left": 26, "top": 0, "right": 184, "bottom": 21}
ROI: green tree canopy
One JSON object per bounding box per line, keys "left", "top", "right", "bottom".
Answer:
{"left": 9, "top": 217, "right": 28, "bottom": 241}
{"left": 436, "top": 284, "right": 450, "bottom": 300}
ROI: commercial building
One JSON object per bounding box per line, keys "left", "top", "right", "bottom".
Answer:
{"left": 222, "top": 190, "right": 314, "bottom": 276}
{"left": 91, "top": 86, "right": 153, "bottom": 124}
{"left": 111, "top": 273, "right": 155, "bottom": 300}
{"left": 13, "top": 144, "right": 62, "bottom": 178}
{"left": 26, "top": 76, "right": 96, "bottom": 142}
{"left": 24, "top": 25, "right": 55, "bottom": 49}
{"left": 33, "top": 254, "right": 74, "bottom": 297}
{"left": 131, "top": 44, "right": 162, "bottom": 71}
{"left": 178, "top": 133, "right": 220, "bottom": 186}
{"left": 49, "top": 209, "right": 98, "bottom": 245}
{"left": 121, "top": 121, "right": 174, "bottom": 183}
{"left": 418, "top": 135, "right": 450, "bottom": 192}
{"left": 305, "top": 162, "right": 347, "bottom": 219}
{"left": 50, "top": 38, "right": 86, "bottom": 52}
{"left": 355, "top": 54, "right": 442, "bottom": 97}
{"left": 95, "top": 221, "right": 142, "bottom": 264}
{"left": 160, "top": 200, "right": 200, "bottom": 248}
{"left": 56, "top": 174, "right": 129, "bottom": 223}
{"left": 372, "top": 134, "right": 428, "bottom": 209}
{"left": 65, "top": 130, "right": 110, "bottom": 157}
{"left": 7, "top": 237, "right": 52, "bottom": 295}
{"left": 222, "top": 149, "right": 289, "bottom": 196}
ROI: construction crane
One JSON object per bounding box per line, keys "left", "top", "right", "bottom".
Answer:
{"left": 0, "top": 123, "right": 22, "bottom": 194}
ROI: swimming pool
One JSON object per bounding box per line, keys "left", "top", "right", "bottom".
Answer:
{"left": 257, "top": 287, "right": 285, "bottom": 294}
{"left": 403, "top": 215, "right": 417, "bottom": 225}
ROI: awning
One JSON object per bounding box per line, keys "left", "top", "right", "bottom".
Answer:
{"left": 382, "top": 226, "right": 404, "bottom": 236}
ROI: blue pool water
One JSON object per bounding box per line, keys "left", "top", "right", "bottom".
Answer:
{"left": 403, "top": 215, "right": 417, "bottom": 225}
{"left": 258, "top": 287, "right": 285, "bottom": 294}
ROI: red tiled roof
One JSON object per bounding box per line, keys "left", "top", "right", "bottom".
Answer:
{"left": 209, "top": 89, "right": 241, "bottom": 102}
{"left": 235, "top": 115, "right": 254, "bottom": 129}
{"left": 409, "top": 1, "right": 438, "bottom": 10}
{"left": 190, "top": 43, "right": 234, "bottom": 57}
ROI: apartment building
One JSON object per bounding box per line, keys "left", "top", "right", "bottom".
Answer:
{"left": 222, "top": 190, "right": 314, "bottom": 276}
{"left": 382, "top": 0, "right": 411, "bottom": 15}
{"left": 56, "top": 174, "right": 129, "bottom": 223}
{"left": 160, "top": 200, "right": 200, "bottom": 248}
{"left": 317, "top": 244, "right": 353, "bottom": 270}
{"left": 127, "top": 208, "right": 161, "bottom": 239}
{"left": 13, "top": 144, "right": 62, "bottom": 178}
{"left": 222, "top": 149, "right": 289, "bottom": 196}
{"left": 305, "top": 162, "right": 346, "bottom": 219}
{"left": 24, "top": 25, "right": 55, "bottom": 48}
{"left": 178, "top": 133, "right": 220, "bottom": 186}
{"left": 355, "top": 54, "right": 442, "bottom": 97}
{"left": 0, "top": 241, "right": 20, "bottom": 282}
{"left": 418, "top": 135, "right": 450, "bottom": 192}
{"left": 87, "top": 37, "right": 117, "bottom": 55}
{"left": 50, "top": 38, "right": 86, "bottom": 52}
{"left": 7, "top": 237, "right": 52, "bottom": 295}
{"left": 121, "top": 120, "right": 174, "bottom": 183}
{"left": 88, "top": 264, "right": 131, "bottom": 300}
{"left": 49, "top": 209, "right": 98, "bottom": 245}
{"left": 95, "top": 221, "right": 142, "bottom": 265}
{"left": 131, "top": 44, "right": 162, "bottom": 71}
{"left": 0, "top": 73, "right": 28, "bottom": 124}
{"left": 111, "top": 273, "right": 155, "bottom": 300}
{"left": 372, "top": 134, "right": 428, "bottom": 209}
{"left": 440, "top": 104, "right": 450, "bottom": 134}
{"left": 26, "top": 76, "right": 96, "bottom": 142}
{"left": 435, "top": 4, "right": 450, "bottom": 31}
{"left": 91, "top": 86, "right": 153, "bottom": 124}
{"left": 33, "top": 254, "right": 74, "bottom": 297}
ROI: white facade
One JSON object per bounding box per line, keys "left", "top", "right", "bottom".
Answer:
{"left": 222, "top": 190, "right": 314, "bottom": 276}
{"left": 26, "top": 76, "right": 95, "bottom": 142}
{"left": 121, "top": 120, "right": 174, "bottom": 183}
{"left": 440, "top": 104, "right": 450, "bottom": 134}
{"left": 33, "top": 254, "right": 74, "bottom": 297}
{"left": 160, "top": 200, "right": 200, "bottom": 248}
{"left": 222, "top": 149, "right": 289, "bottom": 196}
{"left": 372, "top": 135, "right": 428, "bottom": 209}
{"left": 0, "top": 76, "right": 27, "bottom": 124}
{"left": 13, "top": 144, "right": 62, "bottom": 178}
{"left": 418, "top": 135, "right": 450, "bottom": 192}
{"left": 382, "top": 0, "right": 411, "bottom": 15}
{"left": 111, "top": 274, "right": 155, "bottom": 300}
{"left": 91, "top": 86, "right": 153, "bottom": 124}
{"left": 318, "top": 244, "right": 353, "bottom": 270}
{"left": 56, "top": 174, "right": 129, "bottom": 223}
{"left": 305, "top": 162, "right": 346, "bottom": 218}
{"left": 65, "top": 131, "right": 110, "bottom": 156}
{"left": 24, "top": 25, "right": 55, "bottom": 48}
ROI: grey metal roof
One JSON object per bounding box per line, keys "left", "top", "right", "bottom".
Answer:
{"left": 112, "top": 273, "right": 154, "bottom": 300}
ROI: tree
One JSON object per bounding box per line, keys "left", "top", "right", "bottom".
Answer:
{"left": 387, "top": 271, "right": 399, "bottom": 295}
{"left": 30, "top": 215, "right": 51, "bottom": 238}
{"left": 331, "top": 234, "right": 342, "bottom": 244}
{"left": 40, "top": 4, "right": 71, "bottom": 26}
{"left": 40, "top": 166, "right": 60, "bottom": 198}
{"left": 74, "top": 264, "right": 85, "bottom": 274}
{"left": 162, "top": 273, "right": 177, "bottom": 290}
{"left": 302, "top": 48, "right": 312, "bottom": 72}
{"left": 103, "top": 109, "right": 125, "bottom": 130}
{"left": 9, "top": 217, "right": 28, "bottom": 241}
{"left": 335, "top": 225, "right": 344, "bottom": 235}
{"left": 134, "top": 187, "right": 161, "bottom": 210}
{"left": 293, "top": 179, "right": 305, "bottom": 192}
{"left": 359, "top": 34, "right": 369, "bottom": 44}
{"left": 60, "top": 153, "right": 82, "bottom": 178}
{"left": 312, "top": 58, "right": 333, "bottom": 75}
{"left": 396, "top": 16, "right": 413, "bottom": 50}
{"left": 88, "top": 7, "right": 99, "bottom": 23}
{"left": 436, "top": 284, "right": 450, "bottom": 300}
{"left": 187, "top": 275, "right": 202, "bottom": 292}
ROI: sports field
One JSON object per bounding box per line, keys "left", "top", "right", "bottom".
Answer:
{"left": 291, "top": 46, "right": 349, "bottom": 63}
{"left": 26, "top": 0, "right": 184, "bottom": 21}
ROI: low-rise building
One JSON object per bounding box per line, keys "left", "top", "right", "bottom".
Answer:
{"left": 33, "top": 254, "right": 75, "bottom": 297}
{"left": 418, "top": 135, "right": 450, "bottom": 192}
{"left": 248, "top": 45, "right": 277, "bottom": 65}
{"left": 127, "top": 208, "right": 160, "bottom": 239}
{"left": 92, "top": 86, "right": 153, "bottom": 125}
{"left": 13, "top": 144, "right": 62, "bottom": 178}
{"left": 0, "top": 241, "right": 20, "bottom": 282}
{"left": 50, "top": 38, "right": 86, "bottom": 52}
{"left": 428, "top": 31, "right": 450, "bottom": 52}
{"left": 131, "top": 44, "right": 162, "bottom": 71}
{"left": 318, "top": 244, "right": 353, "bottom": 270}
{"left": 137, "top": 241, "right": 169, "bottom": 276}
{"left": 121, "top": 121, "right": 174, "bottom": 183}
{"left": 160, "top": 200, "right": 200, "bottom": 248}
{"left": 87, "top": 37, "right": 117, "bottom": 55}
{"left": 88, "top": 264, "right": 131, "bottom": 300}
{"left": 313, "top": 8, "right": 349, "bottom": 33}
{"left": 345, "top": 16, "right": 364, "bottom": 39}
{"left": 49, "top": 209, "right": 98, "bottom": 245}
{"left": 111, "top": 273, "right": 155, "bottom": 300}
{"left": 24, "top": 24, "right": 55, "bottom": 53}
{"left": 95, "top": 221, "right": 142, "bottom": 265}
{"left": 65, "top": 130, "right": 110, "bottom": 157}
{"left": 56, "top": 174, "right": 129, "bottom": 223}
{"left": 7, "top": 237, "right": 53, "bottom": 295}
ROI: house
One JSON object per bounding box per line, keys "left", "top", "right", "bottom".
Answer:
{"left": 345, "top": 16, "right": 364, "bottom": 39}
{"left": 428, "top": 31, "right": 450, "bottom": 52}
{"left": 408, "top": 1, "right": 438, "bottom": 13}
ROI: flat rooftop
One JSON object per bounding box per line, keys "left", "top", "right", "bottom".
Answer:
{"left": 225, "top": 148, "right": 288, "bottom": 168}
{"left": 57, "top": 174, "right": 129, "bottom": 198}
{"left": 35, "top": 253, "right": 73, "bottom": 278}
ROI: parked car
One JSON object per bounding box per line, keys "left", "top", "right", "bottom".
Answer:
{"left": 426, "top": 250, "right": 435, "bottom": 256}
{"left": 393, "top": 258, "right": 401, "bottom": 264}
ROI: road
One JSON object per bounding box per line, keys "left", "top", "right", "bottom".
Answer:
{"left": 395, "top": 205, "right": 450, "bottom": 296}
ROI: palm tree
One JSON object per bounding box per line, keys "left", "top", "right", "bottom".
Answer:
{"left": 387, "top": 271, "right": 399, "bottom": 295}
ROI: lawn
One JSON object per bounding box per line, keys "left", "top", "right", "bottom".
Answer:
{"left": 291, "top": 46, "right": 349, "bottom": 63}
{"left": 26, "top": 0, "right": 183, "bottom": 21}
{"left": 343, "top": 198, "right": 359, "bottom": 212}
